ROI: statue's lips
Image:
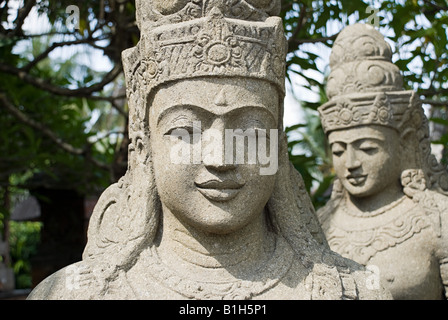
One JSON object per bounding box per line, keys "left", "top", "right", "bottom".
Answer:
{"left": 346, "top": 175, "right": 367, "bottom": 186}
{"left": 195, "top": 180, "right": 245, "bottom": 202}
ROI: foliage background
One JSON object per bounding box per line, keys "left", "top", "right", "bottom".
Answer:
{"left": 0, "top": 0, "right": 447, "bottom": 288}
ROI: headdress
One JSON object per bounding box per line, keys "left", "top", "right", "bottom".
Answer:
{"left": 122, "top": 0, "right": 287, "bottom": 132}
{"left": 319, "top": 23, "right": 448, "bottom": 194}
{"left": 318, "top": 24, "right": 416, "bottom": 134}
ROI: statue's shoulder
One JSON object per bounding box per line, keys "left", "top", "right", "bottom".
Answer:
{"left": 316, "top": 197, "right": 341, "bottom": 226}
{"left": 27, "top": 260, "right": 136, "bottom": 300}
{"left": 411, "top": 189, "right": 448, "bottom": 239}
{"left": 27, "top": 262, "right": 83, "bottom": 300}
{"left": 314, "top": 250, "right": 393, "bottom": 300}
{"left": 422, "top": 190, "right": 448, "bottom": 259}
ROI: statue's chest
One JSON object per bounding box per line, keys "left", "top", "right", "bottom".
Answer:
{"left": 366, "top": 237, "right": 443, "bottom": 299}
{"left": 117, "top": 247, "right": 361, "bottom": 300}
{"left": 323, "top": 197, "right": 440, "bottom": 261}
{"left": 323, "top": 205, "right": 444, "bottom": 299}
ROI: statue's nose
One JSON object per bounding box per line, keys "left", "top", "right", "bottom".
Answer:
{"left": 346, "top": 146, "right": 361, "bottom": 170}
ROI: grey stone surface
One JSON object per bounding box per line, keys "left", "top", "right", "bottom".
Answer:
{"left": 28, "top": 3, "right": 390, "bottom": 300}
{"left": 317, "top": 23, "right": 448, "bottom": 300}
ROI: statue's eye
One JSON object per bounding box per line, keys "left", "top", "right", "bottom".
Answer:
{"left": 332, "top": 150, "right": 343, "bottom": 157}
{"left": 358, "top": 141, "right": 380, "bottom": 155}
{"left": 164, "top": 122, "right": 202, "bottom": 136}
{"left": 331, "top": 143, "right": 345, "bottom": 157}
{"left": 360, "top": 147, "right": 378, "bottom": 155}
{"left": 163, "top": 128, "right": 193, "bottom": 144}
{"left": 165, "top": 126, "right": 194, "bottom": 136}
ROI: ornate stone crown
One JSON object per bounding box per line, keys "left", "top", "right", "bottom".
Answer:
{"left": 318, "top": 24, "right": 416, "bottom": 134}
{"left": 136, "top": 0, "right": 282, "bottom": 28}
{"left": 318, "top": 90, "right": 419, "bottom": 134}
{"left": 122, "top": 0, "right": 287, "bottom": 103}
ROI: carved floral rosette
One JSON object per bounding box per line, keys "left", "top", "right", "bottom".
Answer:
{"left": 319, "top": 91, "right": 414, "bottom": 134}
{"left": 122, "top": 6, "right": 287, "bottom": 140}
{"left": 135, "top": 0, "right": 282, "bottom": 29}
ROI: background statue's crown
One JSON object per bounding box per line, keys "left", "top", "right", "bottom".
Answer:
{"left": 319, "top": 23, "right": 416, "bottom": 134}
{"left": 122, "top": 0, "right": 287, "bottom": 100}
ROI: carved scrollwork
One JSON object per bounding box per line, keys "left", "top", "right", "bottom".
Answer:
{"left": 324, "top": 207, "right": 432, "bottom": 265}
{"left": 136, "top": 0, "right": 281, "bottom": 29}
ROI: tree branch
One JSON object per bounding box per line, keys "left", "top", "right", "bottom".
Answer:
{"left": 11, "top": 0, "right": 36, "bottom": 36}
{"left": 0, "top": 93, "right": 111, "bottom": 171}
{"left": 86, "top": 94, "right": 128, "bottom": 116}
{"left": 288, "top": 4, "right": 308, "bottom": 47}
{"left": 422, "top": 99, "right": 448, "bottom": 107}
{"left": 289, "top": 34, "right": 338, "bottom": 47}
{"left": 23, "top": 31, "right": 79, "bottom": 38}
{"left": 420, "top": 88, "right": 448, "bottom": 97}
{"left": 88, "top": 130, "right": 126, "bottom": 145}
{"left": 422, "top": 0, "right": 448, "bottom": 11}
{"left": 0, "top": 62, "right": 123, "bottom": 98}
{"left": 22, "top": 38, "right": 105, "bottom": 72}
{"left": 0, "top": 0, "right": 11, "bottom": 29}
{"left": 0, "top": 93, "right": 84, "bottom": 155}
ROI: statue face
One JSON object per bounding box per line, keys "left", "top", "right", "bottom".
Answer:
{"left": 149, "top": 77, "right": 279, "bottom": 234}
{"left": 328, "top": 125, "right": 402, "bottom": 198}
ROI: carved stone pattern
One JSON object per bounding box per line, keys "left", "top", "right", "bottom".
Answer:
{"left": 319, "top": 91, "right": 413, "bottom": 134}
{"left": 326, "top": 61, "right": 403, "bottom": 100}
{"left": 138, "top": 237, "right": 294, "bottom": 300}
{"left": 329, "top": 26, "right": 393, "bottom": 68}
{"left": 303, "top": 262, "right": 361, "bottom": 300}
{"left": 305, "top": 264, "right": 343, "bottom": 300}
{"left": 324, "top": 206, "right": 432, "bottom": 265}
{"left": 139, "top": 12, "right": 286, "bottom": 93}
{"left": 136, "top": 0, "right": 282, "bottom": 28}
{"left": 338, "top": 269, "right": 359, "bottom": 300}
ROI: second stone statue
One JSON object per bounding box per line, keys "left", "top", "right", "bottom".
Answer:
{"left": 317, "top": 23, "right": 448, "bottom": 300}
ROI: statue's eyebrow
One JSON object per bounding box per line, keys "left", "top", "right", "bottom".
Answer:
{"left": 156, "top": 104, "right": 213, "bottom": 125}
{"left": 156, "top": 104, "right": 276, "bottom": 126}
{"left": 329, "top": 136, "right": 385, "bottom": 145}
{"left": 330, "top": 141, "right": 346, "bottom": 147}
{"left": 224, "top": 106, "right": 277, "bottom": 125}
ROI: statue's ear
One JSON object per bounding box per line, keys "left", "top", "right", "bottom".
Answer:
{"left": 135, "top": 134, "right": 149, "bottom": 164}
{"left": 399, "top": 127, "right": 417, "bottom": 170}
{"left": 127, "top": 130, "right": 151, "bottom": 172}
{"left": 400, "top": 127, "right": 414, "bottom": 141}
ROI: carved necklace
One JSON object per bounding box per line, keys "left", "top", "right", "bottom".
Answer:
{"left": 137, "top": 235, "right": 295, "bottom": 300}
{"left": 342, "top": 195, "right": 406, "bottom": 218}
{"left": 326, "top": 197, "right": 431, "bottom": 265}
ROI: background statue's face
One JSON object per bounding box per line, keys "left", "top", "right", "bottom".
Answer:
{"left": 149, "top": 77, "right": 279, "bottom": 234}
{"left": 328, "top": 125, "right": 402, "bottom": 198}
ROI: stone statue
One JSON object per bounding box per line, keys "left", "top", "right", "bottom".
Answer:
{"left": 317, "top": 23, "right": 448, "bottom": 300}
{"left": 28, "top": 2, "right": 390, "bottom": 300}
